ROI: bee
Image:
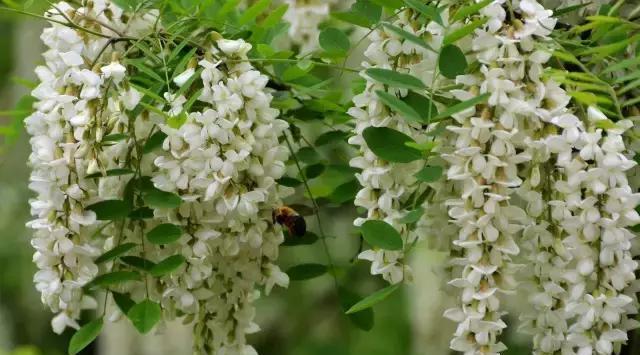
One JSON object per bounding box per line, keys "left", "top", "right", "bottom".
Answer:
{"left": 272, "top": 206, "right": 306, "bottom": 237}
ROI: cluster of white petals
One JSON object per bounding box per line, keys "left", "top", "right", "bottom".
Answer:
{"left": 25, "top": 0, "right": 152, "bottom": 335}
{"left": 349, "top": 9, "right": 449, "bottom": 284}
{"left": 26, "top": 2, "right": 290, "bottom": 353}
{"left": 149, "top": 39, "right": 291, "bottom": 354}
{"left": 442, "top": 0, "right": 565, "bottom": 353}
{"left": 281, "top": 0, "right": 340, "bottom": 53}
{"left": 543, "top": 106, "right": 640, "bottom": 354}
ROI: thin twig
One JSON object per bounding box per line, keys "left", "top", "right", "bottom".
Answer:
{"left": 283, "top": 132, "right": 340, "bottom": 293}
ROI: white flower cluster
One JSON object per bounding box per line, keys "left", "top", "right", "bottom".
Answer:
{"left": 349, "top": 10, "right": 448, "bottom": 284}
{"left": 149, "top": 39, "right": 291, "bottom": 354}
{"left": 25, "top": 0, "right": 152, "bottom": 335}
{"left": 281, "top": 0, "right": 340, "bottom": 53}
{"left": 542, "top": 106, "right": 640, "bottom": 354}
{"left": 442, "top": 0, "right": 564, "bottom": 353}
{"left": 26, "top": 2, "right": 290, "bottom": 353}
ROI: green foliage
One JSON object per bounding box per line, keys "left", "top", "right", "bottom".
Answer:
{"left": 86, "top": 200, "right": 132, "bottom": 220}
{"left": 433, "top": 93, "right": 490, "bottom": 121}
{"left": 414, "top": 165, "right": 443, "bottom": 183}
{"left": 362, "top": 127, "right": 422, "bottom": 163}
{"left": 333, "top": 0, "right": 383, "bottom": 28}
{"left": 382, "top": 23, "right": 435, "bottom": 53}
{"left": 143, "top": 188, "right": 183, "bottom": 209}
{"left": 360, "top": 220, "right": 403, "bottom": 251}
{"left": 439, "top": 45, "right": 467, "bottom": 79}
{"left": 287, "top": 264, "right": 328, "bottom": 281}
{"left": 375, "top": 90, "right": 424, "bottom": 124}
{"left": 319, "top": 28, "right": 350, "bottom": 56}
{"left": 87, "top": 271, "right": 141, "bottom": 289}
{"left": 346, "top": 284, "right": 400, "bottom": 314}
{"left": 150, "top": 255, "right": 186, "bottom": 277}
{"left": 398, "top": 208, "right": 424, "bottom": 224}
{"left": 68, "top": 319, "right": 103, "bottom": 355}
{"left": 403, "top": 0, "right": 443, "bottom": 26}
{"left": 127, "top": 300, "right": 162, "bottom": 334}
{"left": 364, "top": 68, "right": 427, "bottom": 91}
{"left": 96, "top": 243, "right": 138, "bottom": 264}
{"left": 147, "top": 223, "right": 183, "bottom": 245}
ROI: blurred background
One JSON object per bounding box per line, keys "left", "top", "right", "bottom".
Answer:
{"left": 0, "top": 2, "right": 535, "bottom": 355}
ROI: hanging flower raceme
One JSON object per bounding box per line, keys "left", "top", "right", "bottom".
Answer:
{"left": 148, "top": 37, "right": 291, "bottom": 354}
{"left": 544, "top": 106, "right": 640, "bottom": 354}
{"left": 441, "top": 0, "right": 563, "bottom": 352}
{"left": 349, "top": 8, "right": 449, "bottom": 284}
{"left": 281, "top": 0, "right": 340, "bottom": 53}
{"left": 25, "top": 0, "right": 153, "bottom": 335}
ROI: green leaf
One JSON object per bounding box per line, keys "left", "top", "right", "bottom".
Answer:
{"left": 287, "top": 263, "right": 328, "bottom": 281}
{"left": 282, "top": 231, "right": 319, "bottom": 246}
{"left": 297, "top": 147, "right": 321, "bottom": 164}
{"left": 339, "top": 287, "right": 374, "bottom": 331}
{"left": 150, "top": 255, "right": 186, "bottom": 277}
{"left": 346, "top": 284, "right": 401, "bottom": 314}
{"left": 439, "top": 44, "right": 467, "bottom": 79}
{"left": 281, "top": 64, "right": 314, "bottom": 82}
{"left": 144, "top": 188, "right": 182, "bottom": 209}
{"left": 112, "top": 292, "right": 135, "bottom": 314}
{"left": 129, "top": 207, "right": 154, "bottom": 220}
{"left": 143, "top": 131, "right": 167, "bottom": 154}
{"left": 147, "top": 223, "right": 183, "bottom": 245}
{"left": 121, "top": 256, "right": 156, "bottom": 272}
{"left": 369, "top": 0, "right": 403, "bottom": 9}
{"left": 361, "top": 220, "right": 403, "bottom": 250}
{"left": 86, "top": 200, "right": 131, "bottom": 220}
{"left": 96, "top": 243, "right": 138, "bottom": 264}
{"left": 603, "top": 55, "right": 640, "bottom": 74}
{"left": 329, "top": 179, "right": 360, "bottom": 204}
{"left": 102, "top": 133, "right": 128, "bottom": 142}
{"left": 403, "top": 0, "right": 443, "bottom": 26}
{"left": 238, "top": 0, "right": 271, "bottom": 25}
{"left": 88, "top": 271, "right": 141, "bottom": 289}
{"left": 351, "top": 0, "right": 382, "bottom": 24}
{"left": 552, "top": 49, "right": 582, "bottom": 66}
{"left": 68, "top": 319, "right": 103, "bottom": 355}
{"left": 171, "top": 47, "right": 197, "bottom": 81}
{"left": 579, "top": 34, "right": 640, "bottom": 58}
{"left": 262, "top": 4, "right": 289, "bottom": 28}
{"left": 215, "top": 0, "right": 241, "bottom": 22}
{"left": 315, "top": 130, "right": 349, "bottom": 146}
{"left": 277, "top": 177, "right": 303, "bottom": 187}
{"left": 304, "top": 164, "right": 326, "bottom": 179}
{"left": 404, "top": 92, "right": 438, "bottom": 122}
{"left": 443, "top": 18, "right": 487, "bottom": 45}
{"left": 382, "top": 23, "right": 436, "bottom": 53}
{"left": 128, "top": 59, "right": 163, "bottom": 82}
{"left": 332, "top": 11, "right": 372, "bottom": 28}
{"left": 433, "top": 93, "right": 490, "bottom": 121}
{"left": 553, "top": 2, "right": 591, "bottom": 16}
{"left": 319, "top": 28, "right": 351, "bottom": 56}
{"left": 594, "top": 119, "right": 618, "bottom": 130}
{"left": 362, "top": 127, "right": 422, "bottom": 163}
{"left": 167, "top": 111, "right": 188, "bottom": 129}
{"left": 451, "top": 0, "right": 493, "bottom": 22}
{"left": 414, "top": 165, "right": 443, "bottom": 182}
{"left": 375, "top": 90, "right": 424, "bottom": 123}
{"left": 127, "top": 300, "right": 161, "bottom": 334}
{"left": 398, "top": 207, "right": 424, "bottom": 224}
{"left": 365, "top": 68, "right": 427, "bottom": 91}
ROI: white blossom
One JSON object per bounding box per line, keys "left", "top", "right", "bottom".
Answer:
{"left": 26, "top": 0, "right": 153, "bottom": 334}
{"left": 349, "top": 9, "right": 449, "bottom": 284}
{"left": 150, "top": 38, "right": 291, "bottom": 353}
